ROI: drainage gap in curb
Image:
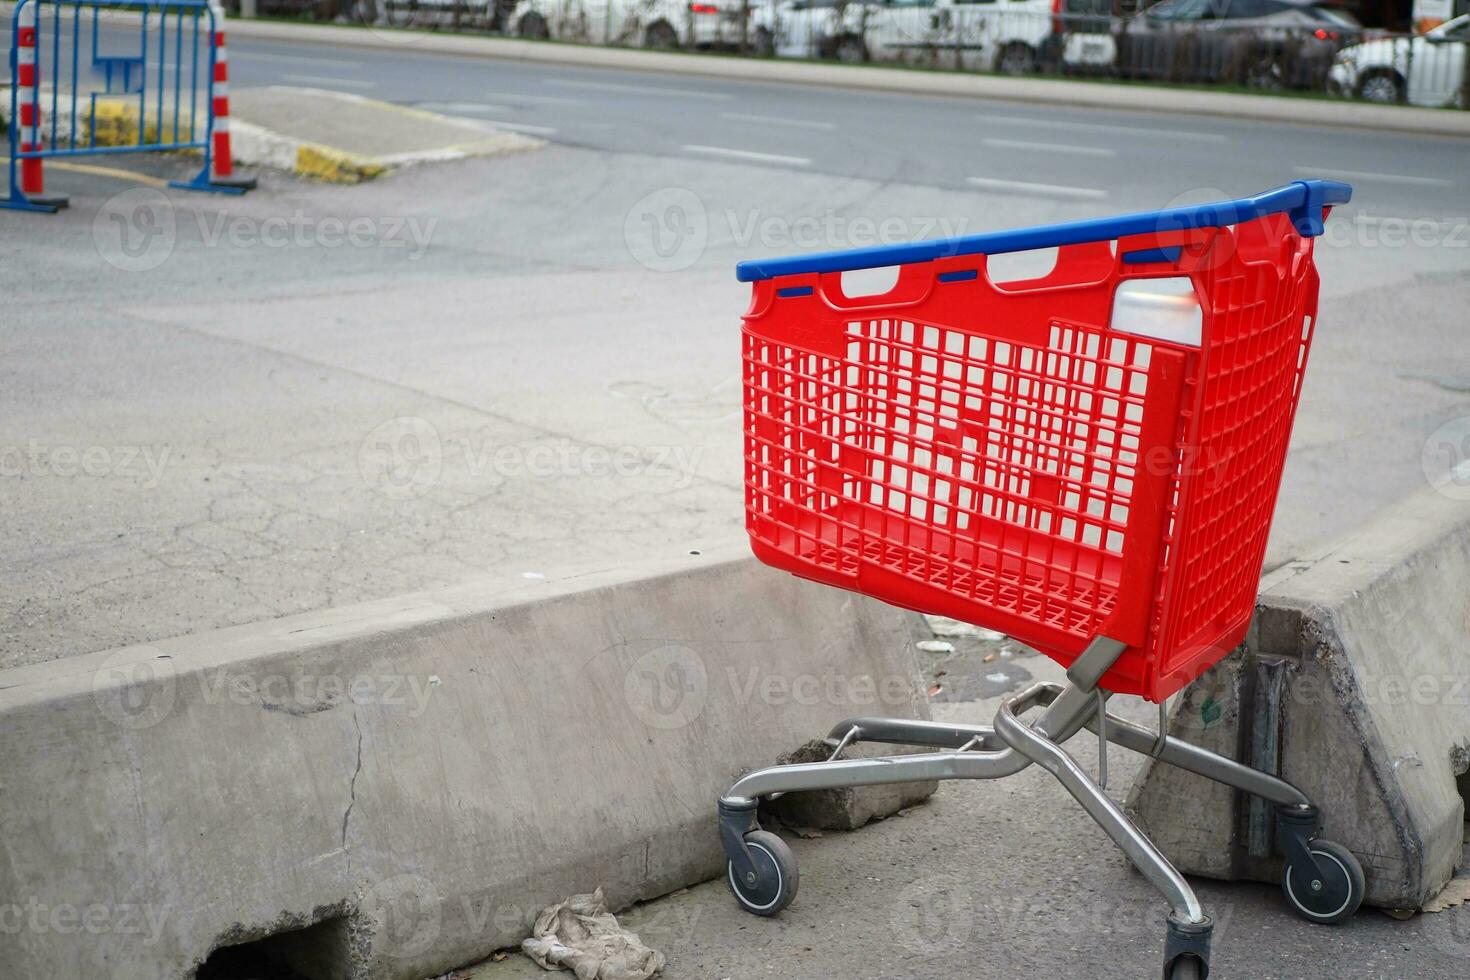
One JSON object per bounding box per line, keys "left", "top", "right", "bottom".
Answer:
{"left": 196, "top": 915, "right": 349, "bottom": 980}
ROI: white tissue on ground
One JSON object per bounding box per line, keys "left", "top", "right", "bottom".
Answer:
{"left": 521, "top": 888, "right": 665, "bottom": 980}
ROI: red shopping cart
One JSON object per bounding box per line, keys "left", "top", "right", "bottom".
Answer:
{"left": 718, "top": 181, "right": 1360, "bottom": 978}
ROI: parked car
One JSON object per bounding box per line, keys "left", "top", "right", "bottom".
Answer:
{"left": 347, "top": 0, "right": 524, "bottom": 32}
{"left": 1041, "top": 0, "right": 1118, "bottom": 74}
{"left": 1327, "top": 13, "right": 1469, "bottom": 106}
{"left": 750, "top": 0, "right": 1113, "bottom": 73}
{"left": 358, "top": 0, "right": 748, "bottom": 48}
{"left": 750, "top": 0, "right": 870, "bottom": 61}
{"left": 1116, "top": 0, "right": 1363, "bottom": 89}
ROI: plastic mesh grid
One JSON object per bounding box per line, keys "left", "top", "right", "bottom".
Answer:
{"left": 745, "top": 317, "right": 1155, "bottom": 643}
{"left": 1153, "top": 253, "right": 1314, "bottom": 667}
{"left": 742, "top": 212, "right": 1321, "bottom": 699}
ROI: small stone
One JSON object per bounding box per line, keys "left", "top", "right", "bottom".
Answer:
{"left": 916, "top": 639, "right": 954, "bottom": 654}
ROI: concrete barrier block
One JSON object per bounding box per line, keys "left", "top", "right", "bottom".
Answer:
{"left": 0, "top": 544, "right": 934, "bottom": 980}
{"left": 1127, "top": 484, "right": 1470, "bottom": 909}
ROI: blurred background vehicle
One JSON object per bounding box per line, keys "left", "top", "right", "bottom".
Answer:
{"left": 749, "top": 0, "right": 870, "bottom": 61}
{"left": 1116, "top": 0, "right": 1365, "bottom": 89}
{"left": 1328, "top": 11, "right": 1469, "bottom": 103}
{"left": 749, "top": 0, "right": 1116, "bottom": 72}
{"left": 220, "top": 0, "right": 1470, "bottom": 106}
{"left": 335, "top": 0, "right": 750, "bottom": 47}
{"left": 1041, "top": 0, "right": 1121, "bottom": 74}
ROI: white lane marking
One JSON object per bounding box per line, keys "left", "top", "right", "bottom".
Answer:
{"left": 236, "top": 50, "right": 364, "bottom": 69}
{"left": 1293, "top": 166, "right": 1454, "bottom": 188}
{"left": 503, "top": 93, "right": 584, "bottom": 106}
{"left": 982, "top": 137, "right": 1115, "bottom": 158}
{"left": 414, "top": 101, "right": 511, "bottom": 114}
{"left": 279, "top": 73, "right": 377, "bottom": 91}
{"left": 477, "top": 119, "right": 559, "bottom": 136}
{"left": 976, "top": 114, "right": 1228, "bottom": 144}
{"left": 683, "top": 144, "right": 811, "bottom": 166}
{"left": 967, "top": 176, "right": 1107, "bottom": 200}
{"left": 548, "top": 78, "right": 732, "bottom": 100}
{"left": 721, "top": 111, "right": 836, "bottom": 131}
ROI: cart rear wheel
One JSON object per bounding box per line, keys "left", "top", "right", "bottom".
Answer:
{"left": 726, "top": 830, "right": 797, "bottom": 916}
{"left": 1281, "top": 839, "right": 1365, "bottom": 924}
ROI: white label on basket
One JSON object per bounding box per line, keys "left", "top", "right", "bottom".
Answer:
{"left": 1111, "top": 278, "right": 1202, "bottom": 347}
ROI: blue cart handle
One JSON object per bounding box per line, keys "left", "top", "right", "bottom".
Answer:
{"left": 736, "top": 179, "right": 1351, "bottom": 283}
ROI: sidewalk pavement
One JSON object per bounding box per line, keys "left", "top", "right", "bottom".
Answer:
{"left": 228, "top": 87, "right": 542, "bottom": 181}
{"left": 0, "top": 84, "right": 541, "bottom": 183}
{"left": 458, "top": 643, "right": 1470, "bottom": 979}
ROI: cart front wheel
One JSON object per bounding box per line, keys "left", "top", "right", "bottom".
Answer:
{"left": 1281, "top": 839, "right": 1365, "bottom": 924}
{"left": 726, "top": 830, "right": 797, "bottom": 916}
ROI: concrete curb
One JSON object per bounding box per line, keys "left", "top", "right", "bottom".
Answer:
{"left": 0, "top": 85, "right": 541, "bottom": 185}
{"left": 225, "top": 19, "right": 1470, "bottom": 139}
{"left": 0, "top": 543, "right": 935, "bottom": 980}
{"left": 1126, "top": 482, "right": 1470, "bottom": 910}
{"left": 229, "top": 87, "right": 544, "bottom": 183}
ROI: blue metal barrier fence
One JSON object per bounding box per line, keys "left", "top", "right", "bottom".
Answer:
{"left": 4, "top": 0, "right": 253, "bottom": 213}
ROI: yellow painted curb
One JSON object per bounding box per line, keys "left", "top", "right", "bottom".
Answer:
{"left": 293, "top": 141, "right": 385, "bottom": 183}
{"left": 2, "top": 86, "right": 539, "bottom": 186}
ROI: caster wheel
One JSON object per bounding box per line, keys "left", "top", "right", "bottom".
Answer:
{"left": 1282, "top": 839, "right": 1365, "bottom": 924}
{"left": 726, "top": 830, "right": 797, "bottom": 916}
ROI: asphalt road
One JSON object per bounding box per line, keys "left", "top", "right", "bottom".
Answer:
{"left": 220, "top": 32, "right": 1470, "bottom": 219}
{"left": 4, "top": 33, "right": 1469, "bottom": 670}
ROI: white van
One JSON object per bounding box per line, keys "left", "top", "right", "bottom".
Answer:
{"left": 750, "top": 0, "right": 1114, "bottom": 74}
{"left": 513, "top": 0, "right": 751, "bottom": 49}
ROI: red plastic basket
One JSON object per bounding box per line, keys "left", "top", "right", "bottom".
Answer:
{"left": 739, "top": 183, "right": 1348, "bottom": 702}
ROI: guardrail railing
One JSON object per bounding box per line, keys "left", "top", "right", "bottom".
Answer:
{"left": 3, "top": 0, "right": 257, "bottom": 213}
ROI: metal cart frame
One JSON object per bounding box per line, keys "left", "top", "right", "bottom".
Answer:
{"left": 717, "top": 182, "right": 1364, "bottom": 979}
